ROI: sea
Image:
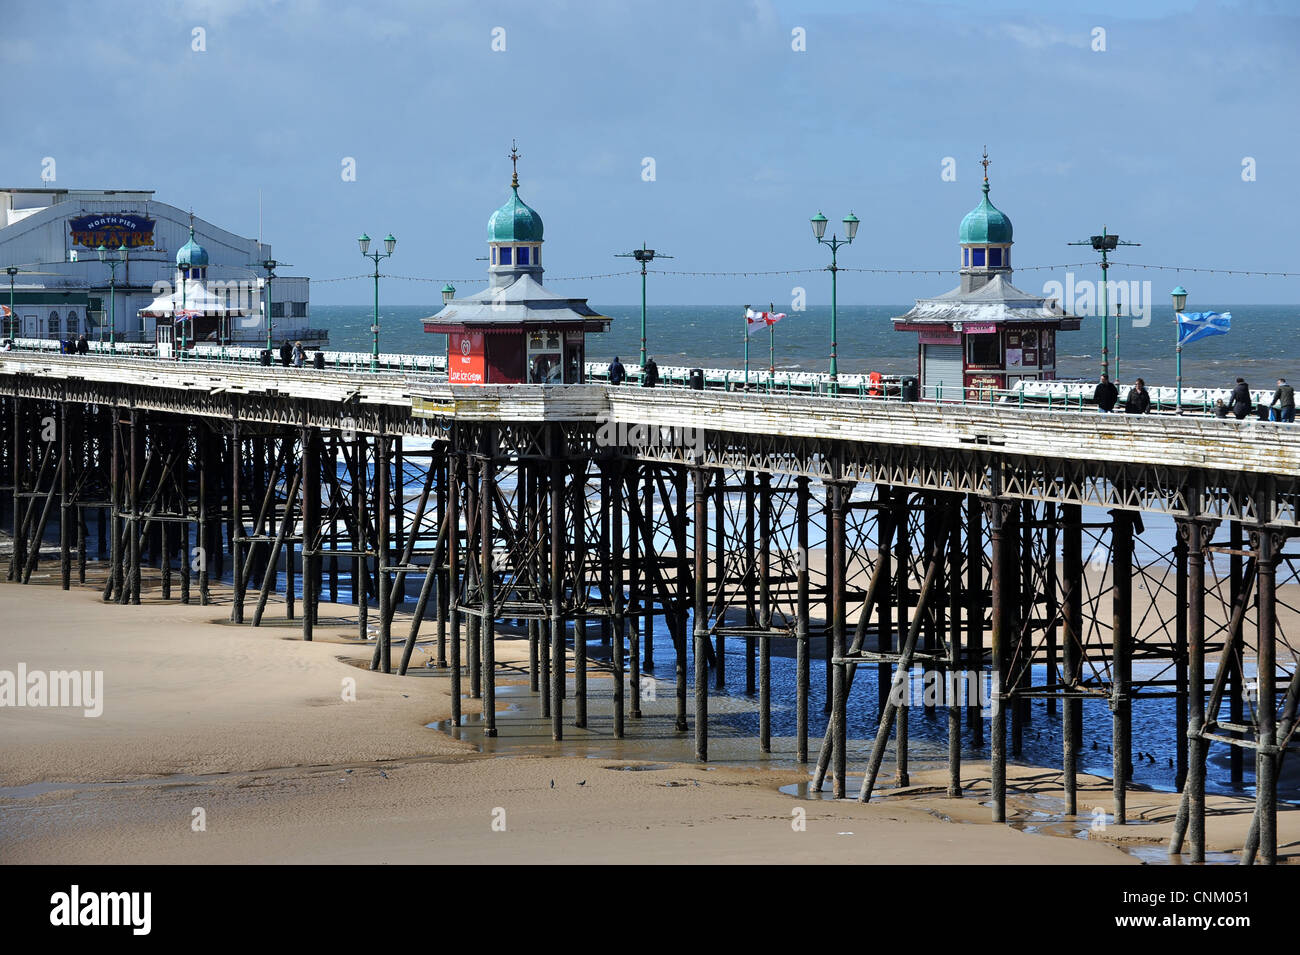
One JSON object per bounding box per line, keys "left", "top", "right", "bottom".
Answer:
{"left": 316, "top": 302, "right": 1299, "bottom": 386}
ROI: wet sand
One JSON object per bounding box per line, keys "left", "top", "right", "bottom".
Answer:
{"left": 0, "top": 574, "right": 1293, "bottom": 864}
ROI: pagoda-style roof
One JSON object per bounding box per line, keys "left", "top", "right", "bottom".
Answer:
{"left": 893, "top": 273, "right": 1080, "bottom": 330}
{"left": 422, "top": 274, "right": 610, "bottom": 332}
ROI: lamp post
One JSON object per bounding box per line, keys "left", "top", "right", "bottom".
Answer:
{"left": 359, "top": 233, "right": 395, "bottom": 372}
{"left": 1069, "top": 226, "right": 1140, "bottom": 380}
{"left": 811, "top": 211, "right": 859, "bottom": 395}
{"left": 96, "top": 244, "right": 127, "bottom": 352}
{"left": 1172, "top": 285, "right": 1188, "bottom": 413}
{"left": 615, "top": 243, "right": 671, "bottom": 370}
{"left": 441, "top": 284, "right": 456, "bottom": 306}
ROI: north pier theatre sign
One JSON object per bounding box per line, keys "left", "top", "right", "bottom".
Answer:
{"left": 68, "top": 213, "right": 156, "bottom": 250}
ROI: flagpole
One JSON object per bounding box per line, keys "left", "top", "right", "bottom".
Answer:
{"left": 768, "top": 301, "right": 775, "bottom": 389}
{"left": 1176, "top": 338, "right": 1183, "bottom": 413}
{"left": 743, "top": 304, "right": 750, "bottom": 390}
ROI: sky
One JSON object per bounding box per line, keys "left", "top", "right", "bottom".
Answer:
{"left": 3, "top": 0, "right": 1298, "bottom": 307}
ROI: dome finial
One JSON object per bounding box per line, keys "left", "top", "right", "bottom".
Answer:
{"left": 508, "top": 139, "right": 521, "bottom": 190}
{"left": 188, "top": 207, "right": 196, "bottom": 239}
{"left": 980, "top": 146, "right": 991, "bottom": 194}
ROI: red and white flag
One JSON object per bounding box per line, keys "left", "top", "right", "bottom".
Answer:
{"left": 745, "top": 307, "right": 787, "bottom": 336}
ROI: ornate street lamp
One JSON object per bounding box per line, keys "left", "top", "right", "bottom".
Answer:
{"left": 441, "top": 284, "right": 456, "bottom": 305}
{"left": 359, "top": 233, "right": 396, "bottom": 371}
{"left": 96, "top": 244, "right": 128, "bottom": 352}
{"left": 811, "top": 211, "right": 858, "bottom": 394}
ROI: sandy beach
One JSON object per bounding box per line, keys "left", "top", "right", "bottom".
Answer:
{"left": 0, "top": 572, "right": 1292, "bottom": 865}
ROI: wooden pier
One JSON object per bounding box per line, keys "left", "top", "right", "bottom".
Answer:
{"left": 3, "top": 349, "right": 1298, "bottom": 864}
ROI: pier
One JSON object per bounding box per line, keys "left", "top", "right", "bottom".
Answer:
{"left": 3, "top": 348, "right": 1297, "bottom": 864}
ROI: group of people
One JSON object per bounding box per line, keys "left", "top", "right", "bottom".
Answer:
{"left": 1214, "top": 377, "right": 1295, "bottom": 422}
{"left": 1092, "top": 374, "right": 1150, "bottom": 414}
{"left": 606, "top": 355, "right": 658, "bottom": 388}
{"left": 278, "top": 339, "right": 307, "bottom": 368}
{"left": 1093, "top": 372, "right": 1296, "bottom": 421}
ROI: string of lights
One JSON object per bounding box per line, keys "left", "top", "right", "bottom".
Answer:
{"left": 310, "top": 260, "right": 1300, "bottom": 284}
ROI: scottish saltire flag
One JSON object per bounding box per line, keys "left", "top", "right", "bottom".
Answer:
{"left": 1177, "top": 310, "right": 1231, "bottom": 345}
{"left": 745, "top": 307, "right": 787, "bottom": 336}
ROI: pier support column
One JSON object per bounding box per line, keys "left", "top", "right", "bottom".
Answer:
{"left": 355, "top": 434, "right": 369, "bottom": 643}
{"left": 1252, "top": 515, "right": 1280, "bottom": 864}
{"left": 985, "top": 492, "right": 1010, "bottom": 823}
{"left": 447, "top": 444, "right": 462, "bottom": 727}
{"left": 302, "top": 426, "right": 318, "bottom": 641}
{"left": 482, "top": 430, "right": 498, "bottom": 738}
{"left": 573, "top": 463, "right": 588, "bottom": 730}
{"left": 230, "top": 419, "right": 245, "bottom": 623}
{"left": 1061, "top": 502, "right": 1083, "bottom": 815}
{"left": 435, "top": 445, "right": 449, "bottom": 668}
{"left": 105, "top": 408, "right": 122, "bottom": 602}
{"left": 466, "top": 453, "right": 480, "bottom": 701}
{"left": 610, "top": 460, "right": 625, "bottom": 739}
{"left": 549, "top": 428, "right": 563, "bottom": 741}
{"left": 946, "top": 492, "right": 963, "bottom": 798}
{"left": 377, "top": 435, "right": 391, "bottom": 672}
{"left": 1173, "top": 524, "right": 1188, "bottom": 791}
{"left": 673, "top": 465, "right": 688, "bottom": 731}
{"left": 693, "top": 465, "right": 709, "bottom": 762}
{"left": 59, "top": 402, "right": 69, "bottom": 590}
{"left": 744, "top": 468, "right": 756, "bottom": 695}
{"left": 758, "top": 470, "right": 772, "bottom": 753}
{"left": 128, "top": 410, "right": 141, "bottom": 605}
{"left": 965, "top": 493, "right": 983, "bottom": 744}
{"left": 10, "top": 396, "right": 25, "bottom": 582}
{"left": 1110, "top": 509, "right": 1134, "bottom": 824}
{"left": 795, "top": 476, "right": 810, "bottom": 764}
{"left": 1170, "top": 510, "right": 1209, "bottom": 861}
{"left": 829, "top": 478, "right": 848, "bottom": 798}
{"left": 893, "top": 487, "right": 910, "bottom": 787}
{"left": 198, "top": 426, "right": 210, "bottom": 606}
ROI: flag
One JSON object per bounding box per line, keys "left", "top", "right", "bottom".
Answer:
{"left": 0, "top": 305, "right": 9, "bottom": 317}
{"left": 745, "top": 307, "right": 787, "bottom": 337}
{"left": 173, "top": 309, "right": 201, "bottom": 324}
{"left": 1177, "top": 310, "right": 1231, "bottom": 345}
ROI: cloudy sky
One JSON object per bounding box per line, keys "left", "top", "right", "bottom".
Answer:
{"left": 3, "top": 0, "right": 1297, "bottom": 305}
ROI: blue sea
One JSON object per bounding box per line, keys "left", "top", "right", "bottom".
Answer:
{"left": 317, "top": 302, "right": 1299, "bottom": 387}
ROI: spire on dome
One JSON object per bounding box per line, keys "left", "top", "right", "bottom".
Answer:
{"left": 508, "top": 140, "right": 521, "bottom": 190}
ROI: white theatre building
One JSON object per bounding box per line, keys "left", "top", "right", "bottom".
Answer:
{"left": 0, "top": 188, "right": 318, "bottom": 345}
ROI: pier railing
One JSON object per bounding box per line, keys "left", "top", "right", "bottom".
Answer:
{"left": 4, "top": 337, "right": 1289, "bottom": 423}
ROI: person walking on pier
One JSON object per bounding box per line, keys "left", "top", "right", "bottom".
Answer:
{"left": 1270, "top": 377, "right": 1295, "bottom": 423}
{"left": 608, "top": 355, "right": 626, "bottom": 385}
{"left": 1230, "top": 377, "right": 1252, "bottom": 420}
{"left": 1124, "top": 378, "right": 1150, "bottom": 415}
{"left": 292, "top": 341, "right": 305, "bottom": 368}
{"left": 642, "top": 356, "right": 659, "bottom": 388}
{"left": 279, "top": 339, "right": 292, "bottom": 367}
{"left": 1094, "top": 373, "right": 1118, "bottom": 412}
{"left": 76, "top": 332, "right": 89, "bottom": 355}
